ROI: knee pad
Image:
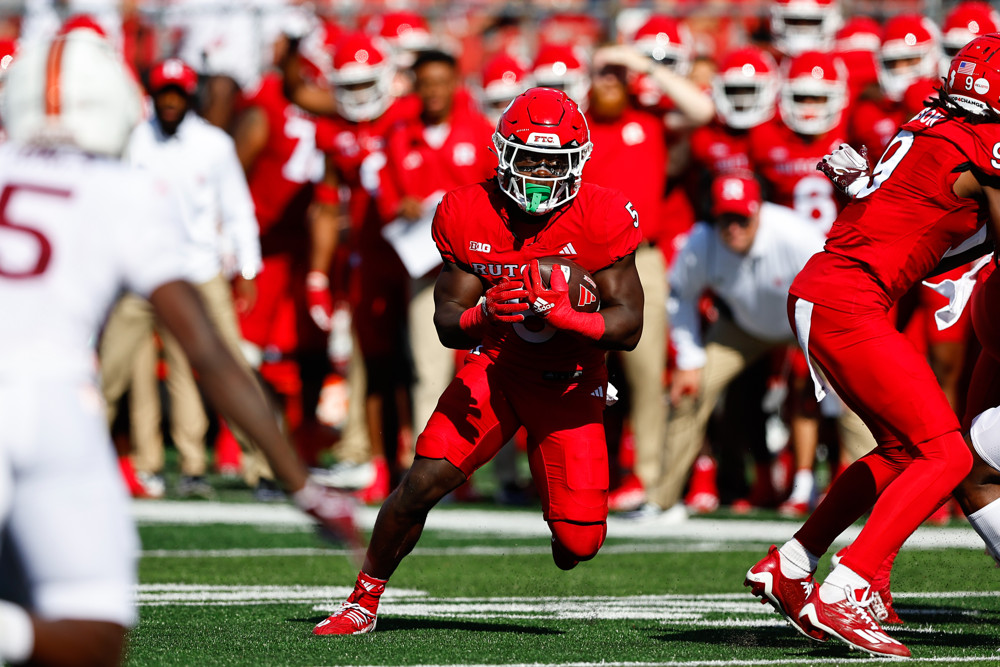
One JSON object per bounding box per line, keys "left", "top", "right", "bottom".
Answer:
{"left": 972, "top": 407, "right": 1000, "bottom": 473}
{"left": 549, "top": 521, "right": 607, "bottom": 562}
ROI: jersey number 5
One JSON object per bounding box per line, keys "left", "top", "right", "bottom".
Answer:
{"left": 0, "top": 183, "right": 70, "bottom": 279}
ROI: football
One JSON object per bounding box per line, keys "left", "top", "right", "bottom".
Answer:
{"left": 533, "top": 256, "right": 601, "bottom": 313}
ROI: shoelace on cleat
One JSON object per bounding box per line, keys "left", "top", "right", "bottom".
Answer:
{"left": 843, "top": 587, "right": 883, "bottom": 631}
{"left": 798, "top": 577, "right": 815, "bottom": 599}
{"left": 332, "top": 601, "right": 375, "bottom": 626}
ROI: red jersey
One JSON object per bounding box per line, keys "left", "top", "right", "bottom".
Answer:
{"left": 791, "top": 106, "right": 997, "bottom": 311}
{"left": 316, "top": 105, "right": 403, "bottom": 231}
{"left": 584, "top": 108, "right": 668, "bottom": 245}
{"left": 432, "top": 181, "right": 642, "bottom": 378}
{"left": 377, "top": 104, "right": 496, "bottom": 221}
{"left": 849, "top": 97, "right": 908, "bottom": 161}
{"left": 749, "top": 118, "right": 848, "bottom": 235}
{"left": 689, "top": 121, "right": 752, "bottom": 177}
{"left": 243, "top": 73, "right": 324, "bottom": 253}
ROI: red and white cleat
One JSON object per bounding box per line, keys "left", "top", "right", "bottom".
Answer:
{"left": 313, "top": 583, "right": 381, "bottom": 636}
{"left": 798, "top": 585, "right": 910, "bottom": 659}
{"left": 744, "top": 545, "right": 828, "bottom": 642}
{"left": 831, "top": 547, "right": 903, "bottom": 625}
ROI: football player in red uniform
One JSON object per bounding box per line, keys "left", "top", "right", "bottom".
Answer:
{"left": 850, "top": 15, "right": 942, "bottom": 159}
{"left": 769, "top": 0, "right": 842, "bottom": 58}
{"left": 744, "top": 35, "right": 1000, "bottom": 659}
{"left": 309, "top": 31, "right": 414, "bottom": 503}
{"left": 312, "top": 87, "right": 644, "bottom": 636}
{"left": 749, "top": 50, "right": 849, "bottom": 236}
{"left": 233, "top": 24, "right": 338, "bottom": 468}
{"left": 692, "top": 46, "right": 780, "bottom": 179}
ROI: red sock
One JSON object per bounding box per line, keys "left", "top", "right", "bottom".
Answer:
{"left": 842, "top": 431, "right": 971, "bottom": 580}
{"left": 796, "top": 442, "right": 913, "bottom": 558}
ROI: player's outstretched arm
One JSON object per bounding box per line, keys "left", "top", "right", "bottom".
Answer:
{"left": 148, "top": 281, "right": 358, "bottom": 545}
{"left": 591, "top": 252, "right": 644, "bottom": 351}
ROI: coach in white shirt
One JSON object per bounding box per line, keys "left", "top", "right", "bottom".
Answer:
{"left": 628, "top": 172, "right": 873, "bottom": 521}
{"left": 99, "top": 58, "right": 272, "bottom": 498}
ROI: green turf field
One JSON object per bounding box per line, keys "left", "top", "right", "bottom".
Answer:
{"left": 126, "top": 497, "right": 1000, "bottom": 666}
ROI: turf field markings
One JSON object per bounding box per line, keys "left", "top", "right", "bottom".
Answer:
{"left": 140, "top": 542, "right": 749, "bottom": 558}
{"left": 338, "top": 658, "right": 999, "bottom": 667}
{"left": 133, "top": 501, "right": 982, "bottom": 549}
{"left": 135, "top": 585, "right": 992, "bottom": 629}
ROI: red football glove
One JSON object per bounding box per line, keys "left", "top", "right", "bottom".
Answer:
{"left": 459, "top": 278, "right": 529, "bottom": 333}
{"left": 521, "top": 260, "right": 605, "bottom": 341}
{"left": 293, "top": 479, "right": 363, "bottom": 553}
{"left": 306, "top": 271, "right": 334, "bottom": 332}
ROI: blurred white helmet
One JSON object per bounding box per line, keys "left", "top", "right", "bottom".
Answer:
{"left": 2, "top": 26, "right": 141, "bottom": 157}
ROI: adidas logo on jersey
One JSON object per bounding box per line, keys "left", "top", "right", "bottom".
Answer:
{"left": 591, "top": 386, "right": 604, "bottom": 398}
{"left": 578, "top": 286, "right": 597, "bottom": 309}
{"left": 558, "top": 243, "right": 577, "bottom": 256}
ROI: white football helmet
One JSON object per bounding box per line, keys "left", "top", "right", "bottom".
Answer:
{"left": 327, "top": 31, "right": 394, "bottom": 123}
{"left": 2, "top": 26, "right": 141, "bottom": 157}
{"left": 877, "top": 14, "right": 942, "bottom": 102}
{"left": 771, "top": 0, "right": 843, "bottom": 57}
{"left": 712, "top": 47, "right": 780, "bottom": 130}
{"left": 779, "top": 51, "right": 848, "bottom": 136}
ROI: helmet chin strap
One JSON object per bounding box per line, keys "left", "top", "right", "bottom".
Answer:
{"left": 524, "top": 182, "right": 552, "bottom": 214}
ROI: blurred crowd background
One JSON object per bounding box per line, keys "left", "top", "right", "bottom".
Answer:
{"left": 0, "top": 0, "right": 987, "bottom": 525}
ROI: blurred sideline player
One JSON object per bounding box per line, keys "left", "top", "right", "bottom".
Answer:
{"left": 306, "top": 31, "right": 414, "bottom": 503}
{"left": 0, "top": 25, "right": 356, "bottom": 666}
{"left": 98, "top": 56, "right": 271, "bottom": 500}
{"left": 233, "top": 19, "right": 340, "bottom": 470}
{"left": 376, "top": 49, "right": 496, "bottom": 451}
{"left": 592, "top": 19, "right": 715, "bottom": 511}
{"left": 581, "top": 44, "right": 672, "bottom": 512}
{"left": 312, "top": 88, "right": 644, "bottom": 636}
{"left": 744, "top": 34, "right": 1000, "bottom": 658}
{"left": 769, "top": 0, "right": 842, "bottom": 59}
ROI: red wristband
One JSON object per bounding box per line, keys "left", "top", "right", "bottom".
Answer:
{"left": 459, "top": 304, "right": 488, "bottom": 336}
{"left": 574, "top": 312, "right": 606, "bottom": 341}
{"left": 314, "top": 182, "right": 341, "bottom": 205}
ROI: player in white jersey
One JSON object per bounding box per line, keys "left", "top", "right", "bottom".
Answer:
{"left": 0, "top": 24, "right": 357, "bottom": 667}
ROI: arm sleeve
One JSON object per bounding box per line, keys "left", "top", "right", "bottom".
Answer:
{"left": 668, "top": 227, "right": 710, "bottom": 370}
{"left": 216, "top": 136, "right": 262, "bottom": 278}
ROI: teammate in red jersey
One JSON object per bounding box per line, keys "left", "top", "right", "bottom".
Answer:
{"left": 307, "top": 31, "right": 415, "bottom": 503}
{"left": 744, "top": 35, "right": 1000, "bottom": 659}
{"left": 749, "top": 50, "right": 849, "bottom": 236}
{"left": 312, "top": 87, "right": 644, "bottom": 636}
{"left": 233, "top": 25, "right": 339, "bottom": 467}
{"left": 849, "top": 15, "right": 942, "bottom": 159}
{"left": 692, "top": 46, "right": 780, "bottom": 180}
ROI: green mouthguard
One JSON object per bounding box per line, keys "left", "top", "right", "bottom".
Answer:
{"left": 524, "top": 182, "right": 552, "bottom": 213}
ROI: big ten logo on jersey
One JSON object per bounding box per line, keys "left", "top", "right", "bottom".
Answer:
{"left": 469, "top": 241, "right": 491, "bottom": 253}
{"left": 793, "top": 175, "right": 837, "bottom": 234}
{"left": 281, "top": 111, "right": 324, "bottom": 184}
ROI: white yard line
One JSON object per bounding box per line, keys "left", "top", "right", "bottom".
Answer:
{"left": 339, "top": 660, "right": 998, "bottom": 667}
{"left": 133, "top": 501, "right": 982, "bottom": 549}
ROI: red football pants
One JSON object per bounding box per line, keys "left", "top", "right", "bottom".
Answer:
{"left": 965, "top": 262, "right": 1000, "bottom": 428}
{"left": 788, "top": 297, "right": 971, "bottom": 580}
{"left": 416, "top": 351, "right": 610, "bottom": 527}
